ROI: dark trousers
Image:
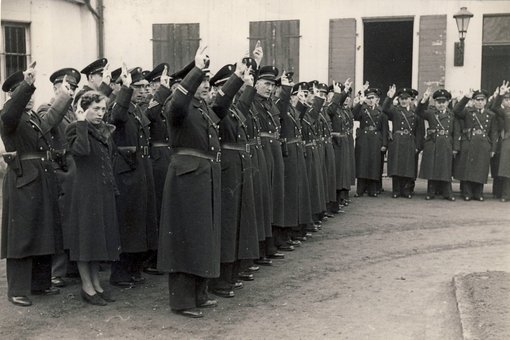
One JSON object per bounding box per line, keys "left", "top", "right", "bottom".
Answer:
{"left": 493, "top": 176, "right": 505, "bottom": 199}
{"left": 357, "top": 178, "right": 378, "bottom": 196}
{"left": 7, "top": 255, "right": 52, "bottom": 296}
{"left": 143, "top": 249, "right": 158, "bottom": 269}
{"left": 210, "top": 262, "right": 238, "bottom": 290}
{"left": 392, "top": 176, "right": 412, "bottom": 196}
{"left": 168, "top": 273, "right": 208, "bottom": 310}
{"left": 110, "top": 252, "right": 144, "bottom": 283}
{"left": 427, "top": 180, "right": 452, "bottom": 198}
{"left": 265, "top": 236, "right": 278, "bottom": 256}
{"left": 51, "top": 250, "right": 78, "bottom": 278}
{"left": 273, "top": 226, "right": 291, "bottom": 248}
{"left": 461, "top": 181, "right": 484, "bottom": 199}
{"left": 501, "top": 178, "right": 510, "bottom": 200}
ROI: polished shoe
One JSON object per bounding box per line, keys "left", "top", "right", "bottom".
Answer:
{"left": 425, "top": 196, "right": 433, "bottom": 200}
{"left": 369, "top": 193, "right": 378, "bottom": 197}
{"left": 198, "top": 299, "right": 218, "bottom": 308}
{"left": 97, "top": 290, "right": 115, "bottom": 302}
{"left": 109, "top": 280, "right": 135, "bottom": 288}
{"left": 464, "top": 196, "right": 471, "bottom": 201}
{"left": 247, "top": 265, "right": 260, "bottom": 272}
{"left": 293, "top": 236, "right": 307, "bottom": 242}
{"left": 81, "top": 289, "right": 107, "bottom": 306}
{"left": 392, "top": 194, "right": 399, "bottom": 198}
{"left": 51, "top": 276, "right": 66, "bottom": 288}
{"left": 31, "top": 287, "right": 60, "bottom": 296}
{"left": 501, "top": 198, "right": 507, "bottom": 202}
{"left": 254, "top": 257, "right": 273, "bottom": 266}
{"left": 143, "top": 267, "right": 164, "bottom": 275}
{"left": 353, "top": 193, "right": 361, "bottom": 197}
{"left": 8, "top": 296, "right": 32, "bottom": 307}
{"left": 477, "top": 197, "right": 484, "bottom": 201}
{"left": 405, "top": 194, "right": 412, "bottom": 199}
{"left": 267, "top": 252, "right": 285, "bottom": 259}
{"left": 233, "top": 281, "right": 244, "bottom": 290}
{"left": 278, "top": 245, "right": 295, "bottom": 251}
{"left": 210, "top": 288, "right": 235, "bottom": 298}
{"left": 238, "top": 272, "right": 254, "bottom": 281}
{"left": 287, "top": 240, "right": 301, "bottom": 247}
{"left": 305, "top": 232, "right": 313, "bottom": 237}
{"left": 131, "top": 276, "right": 146, "bottom": 284}
{"left": 173, "top": 308, "right": 203, "bottom": 318}
{"left": 445, "top": 196, "right": 456, "bottom": 201}
{"left": 324, "top": 212, "right": 334, "bottom": 218}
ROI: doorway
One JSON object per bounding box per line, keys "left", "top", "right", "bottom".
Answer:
{"left": 363, "top": 19, "right": 414, "bottom": 99}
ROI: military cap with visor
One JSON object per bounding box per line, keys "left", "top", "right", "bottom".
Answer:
{"left": 81, "top": 58, "right": 108, "bottom": 76}
{"left": 50, "top": 68, "right": 81, "bottom": 88}
{"left": 210, "top": 64, "right": 235, "bottom": 87}
{"left": 432, "top": 89, "right": 452, "bottom": 101}
{"left": 257, "top": 65, "right": 279, "bottom": 82}
{"left": 2, "top": 71, "right": 25, "bottom": 93}
{"left": 144, "top": 63, "right": 169, "bottom": 83}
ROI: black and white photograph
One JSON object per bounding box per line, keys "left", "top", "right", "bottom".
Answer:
{"left": 0, "top": 0, "right": 509, "bottom": 338}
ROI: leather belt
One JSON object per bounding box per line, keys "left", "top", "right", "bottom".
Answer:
{"left": 364, "top": 126, "right": 376, "bottom": 131}
{"left": 259, "top": 132, "right": 279, "bottom": 139}
{"left": 394, "top": 129, "right": 411, "bottom": 135}
{"left": 284, "top": 137, "right": 302, "bottom": 144}
{"left": 151, "top": 142, "right": 170, "bottom": 148}
{"left": 19, "top": 151, "right": 50, "bottom": 161}
{"left": 118, "top": 145, "right": 149, "bottom": 156}
{"left": 221, "top": 142, "right": 250, "bottom": 153}
{"left": 331, "top": 132, "right": 347, "bottom": 138}
{"left": 472, "top": 129, "right": 484, "bottom": 135}
{"left": 305, "top": 141, "right": 316, "bottom": 147}
{"left": 248, "top": 137, "right": 261, "bottom": 146}
{"left": 173, "top": 147, "right": 221, "bottom": 162}
{"left": 427, "top": 129, "right": 447, "bottom": 136}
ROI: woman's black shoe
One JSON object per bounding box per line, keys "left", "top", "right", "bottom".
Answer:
{"left": 97, "top": 290, "right": 115, "bottom": 302}
{"left": 81, "top": 289, "right": 107, "bottom": 306}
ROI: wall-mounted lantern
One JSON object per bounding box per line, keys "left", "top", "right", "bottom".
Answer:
{"left": 453, "top": 7, "right": 474, "bottom": 66}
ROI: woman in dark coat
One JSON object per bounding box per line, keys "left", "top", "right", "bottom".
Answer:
{"left": 65, "top": 91, "right": 120, "bottom": 305}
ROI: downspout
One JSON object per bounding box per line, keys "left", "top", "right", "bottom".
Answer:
{"left": 84, "top": 0, "right": 104, "bottom": 58}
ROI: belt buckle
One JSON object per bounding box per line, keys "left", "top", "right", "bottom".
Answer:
{"left": 439, "top": 130, "right": 445, "bottom": 136}
{"left": 245, "top": 144, "right": 250, "bottom": 153}
{"left": 368, "top": 126, "right": 375, "bottom": 131}
{"left": 143, "top": 146, "right": 149, "bottom": 156}
{"left": 403, "top": 129, "right": 409, "bottom": 134}
{"left": 216, "top": 152, "right": 221, "bottom": 162}
{"left": 46, "top": 150, "right": 52, "bottom": 161}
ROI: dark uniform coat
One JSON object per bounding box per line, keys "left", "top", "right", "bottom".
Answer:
{"left": 280, "top": 101, "right": 313, "bottom": 226}
{"left": 327, "top": 92, "right": 351, "bottom": 190}
{"left": 157, "top": 67, "right": 242, "bottom": 278}
{"left": 416, "top": 100, "right": 460, "bottom": 181}
{"left": 302, "top": 97, "right": 326, "bottom": 215}
{"left": 491, "top": 95, "right": 510, "bottom": 178}
{"left": 238, "top": 88, "right": 272, "bottom": 241}
{"left": 252, "top": 87, "right": 291, "bottom": 227}
{"left": 145, "top": 85, "right": 172, "bottom": 220}
{"left": 382, "top": 98, "right": 421, "bottom": 179}
{"left": 352, "top": 103, "right": 389, "bottom": 180}
{"left": 1, "top": 81, "right": 71, "bottom": 259}
{"left": 219, "top": 87, "right": 259, "bottom": 262}
{"left": 65, "top": 120, "right": 120, "bottom": 261}
{"left": 107, "top": 87, "right": 158, "bottom": 253}
{"left": 453, "top": 97, "right": 498, "bottom": 184}
{"left": 318, "top": 109, "right": 337, "bottom": 203}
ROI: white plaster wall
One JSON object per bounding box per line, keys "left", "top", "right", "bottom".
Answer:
{"left": 1, "top": 0, "right": 97, "bottom": 106}
{"left": 102, "top": 0, "right": 510, "bottom": 94}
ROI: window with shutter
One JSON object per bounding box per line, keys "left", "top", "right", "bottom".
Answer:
{"left": 152, "top": 23, "right": 200, "bottom": 73}
{"left": 328, "top": 18, "right": 356, "bottom": 88}
{"left": 249, "top": 20, "right": 300, "bottom": 81}
{"left": 417, "top": 15, "right": 447, "bottom": 94}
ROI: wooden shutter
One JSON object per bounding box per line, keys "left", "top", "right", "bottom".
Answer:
{"left": 417, "top": 15, "right": 446, "bottom": 94}
{"left": 152, "top": 23, "right": 200, "bottom": 73}
{"left": 328, "top": 19, "right": 356, "bottom": 87}
{"left": 249, "top": 20, "right": 300, "bottom": 81}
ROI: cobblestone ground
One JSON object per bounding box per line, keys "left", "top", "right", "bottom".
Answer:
{"left": 0, "top": 178, "right": 509, "bottom": 340}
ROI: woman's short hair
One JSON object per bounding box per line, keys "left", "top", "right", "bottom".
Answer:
{"left": 80, "top": 91, "right": 106, "bottom": 110}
